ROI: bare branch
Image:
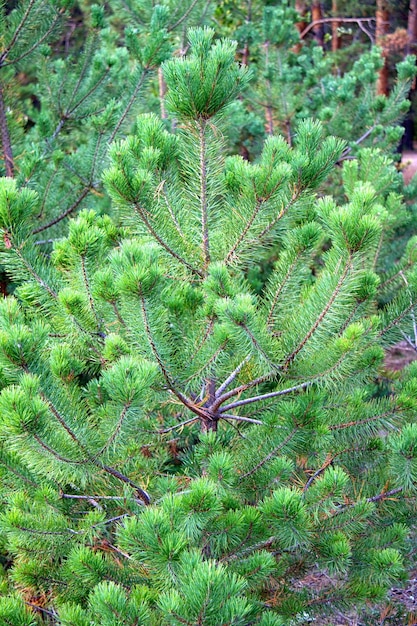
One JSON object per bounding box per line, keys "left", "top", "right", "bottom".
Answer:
{"left": 215, "top": 356, "right": 251, "bottom": 398}
{"left": 221, "top": 413, "right": 263, "bottom": 425}
{"left": 219, "top": 380, "right": 311, "bottom": 413}
{"left": 300, "top": 17, "right": 376, "bottom": 44}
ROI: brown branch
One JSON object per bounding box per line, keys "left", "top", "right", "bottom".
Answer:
{"left": 221, "top": 413, "right": 263, "bottom": 425}
{"left": 91, "top": 401, "right": 132, "bottom": 459}
{"left": 100, "top": 464, "right": 151, "bottom": 504}
{"left": 32, "top": 187, "right": 90, "bottom": 234}
{"left": 215, "top": 355, "right": 251, "bottom": 398}
{"left": 266, "top": 251, "right": 303, "bottom": 329}
{"left": 3, "top": 11, "right": 63, "bottom": 67}
{"left": 367, "top": 487, "right": 403, "bottom": 503}
{"left": 225, "top": 199, "right": 262, "bottom": 265}
{"left": 12, "top": 246, "right": 57, "bottom": 298}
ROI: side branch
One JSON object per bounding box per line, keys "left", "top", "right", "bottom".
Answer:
{"left": 133, "top": 201, "right": 203, "bottom": 278}
{"left": 219, "top": 380, "right": 311, "bottom": 413}
{"left": 283, "top": 260, "right": 351, "bottom": 367}
{"left": 139, "top": 291, "right": 210, "bottom": 421}
{"left": 32, "top": 187, "right": 90, "bottom": 234}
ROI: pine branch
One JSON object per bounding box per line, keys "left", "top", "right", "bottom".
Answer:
{"left": 219, "top": 380, "right": 311, "bottom": 413}
{"left": 159, "top": 416, "right": 199, "bottom": 432}
{"left": 167, "top": 0, "right": 200, "bottom": 32}
{"left": 0, "top": 0, "right": 37, "bottom": 63}
{"left": 133, "top": 200, "right": 204, "bottom": 277}
{"left": 139, "top": 290, "right": 209, "bottom": 421}
{"left": 81, "top": 254, "right": 101, "bottom": 330}
{"left": 224, "top": 198, "right": 262, "bottom": 265}
{"left": 210, "top": 372, "right": 274, "bottom": 412}
{"left": 367, "top": 487, "right": 403, "bottom": 503}
{"left": 108, "top": 69, "right": 149, "bottom": 144}
{"left": 3, "top": 9, "right": 62, "bottom": 66}
{"left": 215, "top": 355, "right": 251, "bottom": 398}
{"left": 32, "top": 187, "right": 90, "bottom": 234}
{"left": 0, "top": 82, "right": 14, "bottom": 177}
{"left": 221, "top": 413, "right": 263, "bottom": 425}
{"left": 99, "top": 464, "right": 151, "bottom": 505}
{"left": 266, "top": 252, "right": 303, "bottom": 328}
{"left": 283, "top": 258, "right": 352, "bottom": 367}
{"left": 39, "top": 391, "right": 91, "bottom": 457}
{"left": 300, "top": 17, "right": 376, "bottom": 43}
{"left": 239, "top": 428, "right": 299, "bottom": 480}
{"left": 9, "top": 244, "right": 58, "bottom": 298}
{"left": 91, "top": 401, "right": 132, "bottom": 459}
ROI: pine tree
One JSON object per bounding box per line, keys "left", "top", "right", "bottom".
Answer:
{"left": 0, "top": 20, "right": 416, "bottom": 626}
{"left": 0, "top": 0, "right": 213, "bottom": 251}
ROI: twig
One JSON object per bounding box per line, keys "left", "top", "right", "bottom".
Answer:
{"left": 367, "top": 487, "right": 403, "bottom": 503}
{"left": 159, "top": 416, "right": 199, "bottom": 432}
{"left": 219, "top": 380, "right": 311, "bottom": 413}
{"left": 168, "top": 0, "right": 200, "bottom": 32}
{"left": 61, "top": 493, "right": 138, "bottom": 502}
{"left": 32, "top": 187, "right": 90, "bottom": 234}
{"left": 221, "top": 413, "right": 263, "bottom": 425}
{"left": 215, "top": 356, "right": 251, "bottom": 398}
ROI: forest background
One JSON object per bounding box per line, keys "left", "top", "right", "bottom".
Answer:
{"left": 1, "top": 1, "right": 417, "bottom": 625}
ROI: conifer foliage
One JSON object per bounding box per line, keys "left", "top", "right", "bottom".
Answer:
{"left": 0, "top": 10, "right": 416, "bottom": 626}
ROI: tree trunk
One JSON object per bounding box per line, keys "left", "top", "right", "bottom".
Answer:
{"left": 312, "top": 1, "right": 324, "bottom": 48}
{"left": 294, "top": 0, "right": 307, "bottom": 52}
{"left": 331, "top": 0, "right": 341, "bottom": 52}
{"left": 376, "top": 0, "right": 390, "bottom": 96}
{"left": 407, "top": 0, "right": 417, "bottom": 54}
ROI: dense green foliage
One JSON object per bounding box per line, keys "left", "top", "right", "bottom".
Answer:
{"left": 0, "top": 2, "right": 417, "bottom": 625}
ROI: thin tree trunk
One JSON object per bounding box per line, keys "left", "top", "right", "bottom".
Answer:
{"left": 331, "top": 0, "right": 341, "bottom": 52}
{"left": 0, "top": 81, "right": 14, "bottom": 177}
{"left": 312, "top": 1, "right": 324, "bottom": 48}
{"left": 407, "top": 0, "right": 417, "bottom": 54}
{"left": 376, "top": 0, "right": 390, "bottom": 96}
{"left": 294, "top": 0, "right": 307, "bottom": 52}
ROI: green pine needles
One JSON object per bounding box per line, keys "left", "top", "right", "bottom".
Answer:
{"left": 0, "top": 24, "right": 416, "bottom": 626}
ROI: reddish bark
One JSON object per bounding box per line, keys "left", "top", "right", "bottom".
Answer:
{"left": 312, "top": 1, "right": 324, "bottom": 48}
{"left": 376, "top": 0, "right": 390, "bottom": 96}
{"left": 331, "top": 0, "right": 341, "bottom": 52}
